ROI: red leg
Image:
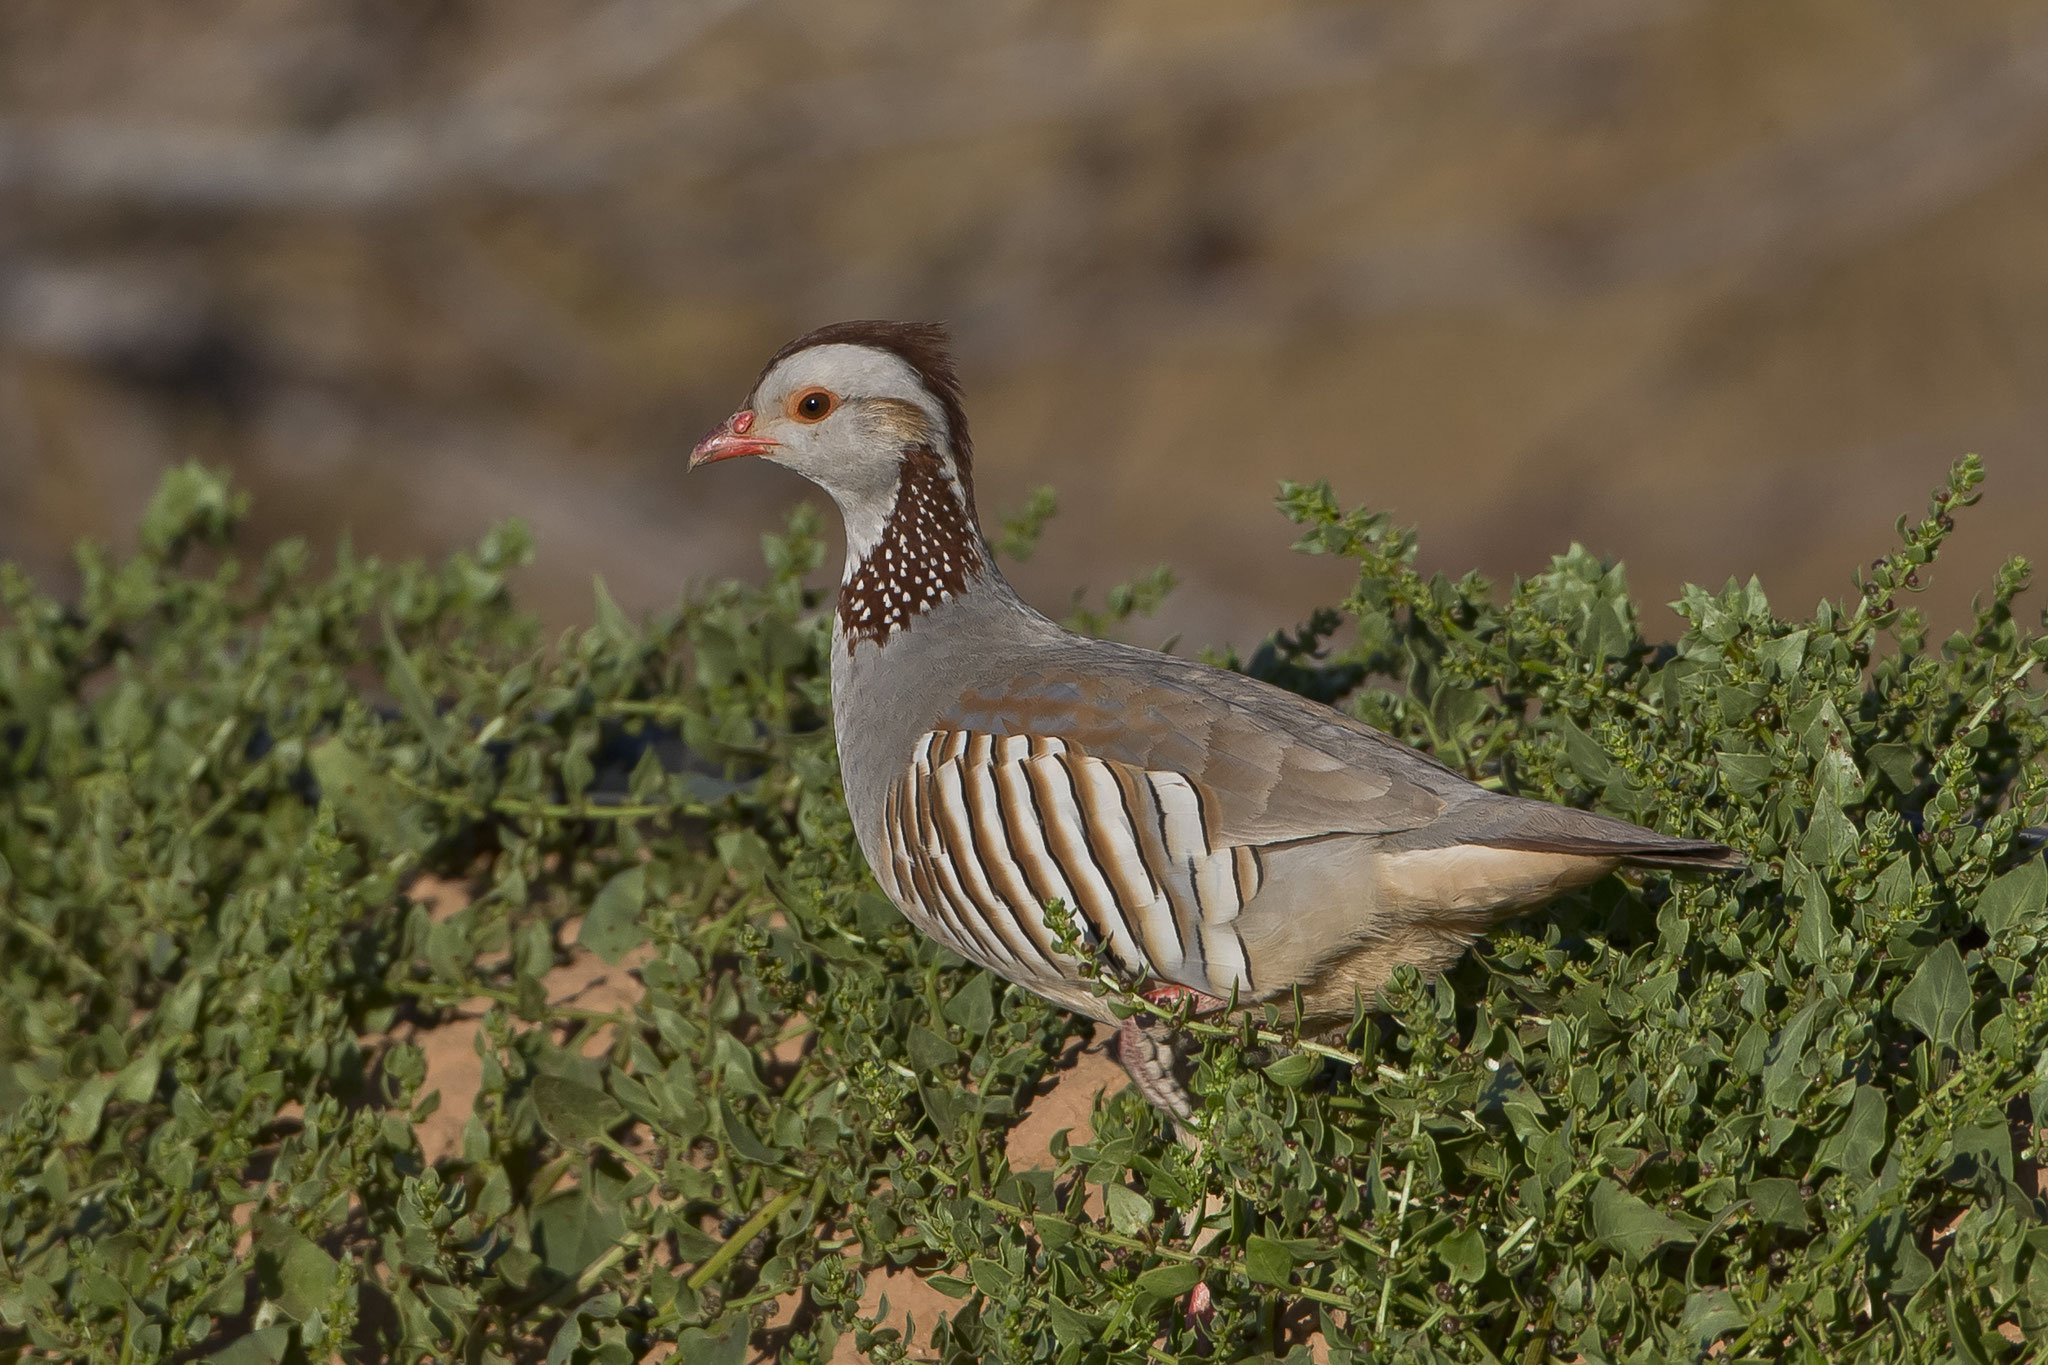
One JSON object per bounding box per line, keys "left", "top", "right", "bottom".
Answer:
{"left": 1113, "top": 983, "right": 1224, "bottom": 1122}
{"left": 1140, "top": 982, "right": 1224, "bottom": 1012}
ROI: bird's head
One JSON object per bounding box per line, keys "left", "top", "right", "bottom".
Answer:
{"left": 691, "top": 320, "right": 979, "bottom": 542}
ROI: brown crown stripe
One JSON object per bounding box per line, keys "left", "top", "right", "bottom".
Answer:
{"left": 838, "top": 446, "right": 987, "bottom": 650}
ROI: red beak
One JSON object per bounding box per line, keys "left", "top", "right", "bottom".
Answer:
{"left": 690, "top": 410, "right": 777, "bottom": 468}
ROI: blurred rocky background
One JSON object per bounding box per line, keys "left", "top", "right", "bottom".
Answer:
{"left": 3, "top": 0, "right": 2046, "bottom": 649}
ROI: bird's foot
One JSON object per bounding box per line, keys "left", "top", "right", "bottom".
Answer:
{"left": 1113, "top": 1015, "right": 1194, "bottom": 1119}
{"left": 1114, "top": 984, "right": 1224, "bottom": 1121}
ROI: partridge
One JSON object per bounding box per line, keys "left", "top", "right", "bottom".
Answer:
{"left": 691, "top": 321, "right": 1742, "bottom": 1116}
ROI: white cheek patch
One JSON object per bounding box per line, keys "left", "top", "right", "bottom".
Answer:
{"left": 754, "top": 344, "right": 957, "bottom": 562}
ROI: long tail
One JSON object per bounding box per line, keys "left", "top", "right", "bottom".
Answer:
{"left": 1460, "top": 797, "right": 1747, "bottom": 873}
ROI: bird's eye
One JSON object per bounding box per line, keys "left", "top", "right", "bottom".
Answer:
{"left": 790, "top": 388, "right": 837, "bottom": 422}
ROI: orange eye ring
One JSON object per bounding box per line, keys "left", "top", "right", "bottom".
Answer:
{"left": 789, "top": 388, "right": 838, "bottom": 422}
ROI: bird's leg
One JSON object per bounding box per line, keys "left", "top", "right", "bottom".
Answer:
{"left": 1140, "top": 982, "right": 1224, "bottom": 1012}
{"left": 1111, "top": 983, "right": 1224, "bottom": 1121}
{"left": 1109, "top": 981, "right": 1229, "bottom": 1335}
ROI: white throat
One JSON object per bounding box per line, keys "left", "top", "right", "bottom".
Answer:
{"left": 837, "top": 491, "right": 894, "bottom": 582}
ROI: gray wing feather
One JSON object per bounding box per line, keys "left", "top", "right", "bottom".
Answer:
{"left": 941, "top": 644, "right": 1464, "bottom": 846}
{"left": 938, "top": 645, "right": 1739, "bottom": 870}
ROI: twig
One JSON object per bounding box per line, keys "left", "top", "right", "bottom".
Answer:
{"left": 686, "top": 1187, "right": 802, "bottom": 1291}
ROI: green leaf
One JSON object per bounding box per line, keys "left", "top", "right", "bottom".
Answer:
{"left": 1976, "top": 855, "right": 2046, "bottom": 935}
{"left": 906, "top": 1024, "right": 960, "bottom": 1073}
{"left": 1948, "top": 1122, "right": 2014, "bottom": 1183}
{"left": 707, "top": 1032, "right": 763, "bottom": 1099}
{"left": 1761, "top": 1001, "right": 1819, "bottom": 1112}
{"left": 1439, "top": 1224, "right": 1487, "bottom": 1284}
{"left": 942, "top": 973, "right": 996, "bottom": 1034}
{"left": 533, "top": 1191, "right": 626, "bottom": 1279}
{"left": 532, "top": 1074, "right": 627, "bottom": 1148}
{"left": 204, "top": 1326, "right": 293, "bottom": 1365}
{"left": 1263, "top": 1053, "right": 1321, "bottom": 1088}
{"left": 1134, "top": 1262, "right": 1203, "bottom": 1298}
{"left": 381, "top": 612, "right": 453, "bottom": 763}
{"left": 1588, "top": 1179, "right": 1693, "bottom": 1261}
{"left": 719, "top": 1098, "right": 783, "bottom": 1163}
{"left": 925, "top": 1274, "right": 974, "bottom": 1299}
{"left": 1047, "top": 1296, "right": 1107, "bottom": 1343}
{"left": 140, "top": 462, "right": 243, "bottom": 558}
{"left": 1865, "top": 1206, "right": 1936, "bottom": 1295}
{"left": 308, "top": 738, "right": 420, "bottom": 848}
{"left": 1792, "top": 862, "right": 1834, "bottom": 966}
{"left": 545, "top": 1312, "right": 580, "bottom": 1365}
{"left": 1716, "top": 751, "right": 1776, "bottom": 796}
{"left": 1799, "top": 794, "right": 1860, "bottom": 868}
{"left": 714, "top": 829, "right": 774, "bottom": 887}
{"left": 1551, "top": 715, "right": 1616, "bottom": 785}
{"left": 0, "top": 1274, "right": 57, "bottom": 1329}
{"left": 994, "top": 485, "right": 1059, "bottom": 562}
{"left": 590, "top": 575, "right": 636, "bottom": 646}
{"left": 673, "top": 1313, "right": 749, "bottom": 1365}
{"left": 1681, "top": 1288, "right": 1746, "bottom": 1354}
{"left": 1246, "top": 1234, "right": 1297, "bottom": 1286}
{"left": 1867, "top": 742, "right": 1920, "bottom": 791}
{"left": 578, "top": 865, "right": 647, "bottom": 965}
{"left": 1033, "top": 1214, "right": 1076, "bottom": 1249}
{"left": 1947, "top": 1283, "right": 2000, "bottom": 1365}
{"left": 1756, "top": 629, "right": 1807, "bottom": 679}
{"left": 1816, "top": 1085, "right": 1888, "bottom": 1185}
{"left": 113, "top": 1046, "right": 162, "bottom": 1103}
{"left": 968, "top": 1256, "right": 1019, "bottom": 1299}
{"left": 1895, "top": 941, "right": 1974, "bottom": 1055}
{"left": 254, "top": 1214, "right": 339, "bottom": 1323}
{"left": 1104, "top": 1183, "right": 1153, "bottom": 1236}
{"left": 60, "top": 1073, "right": 116, "bottom": 1144}
{"left": 1746, "top": 1178, "right": 1811, "bottom": 1230}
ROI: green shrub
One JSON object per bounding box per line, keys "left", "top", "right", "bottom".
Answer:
{"left": 1, "top": 458, "right": 2044, "bottom": 1363}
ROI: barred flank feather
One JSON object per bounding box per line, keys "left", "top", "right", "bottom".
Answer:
{"left": 881, "top": 729, "right": 1262, "bottom": 999}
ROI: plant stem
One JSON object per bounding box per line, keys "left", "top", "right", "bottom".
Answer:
{"left": 687, "top": 1188, "right": 802, "bottom": 1291}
